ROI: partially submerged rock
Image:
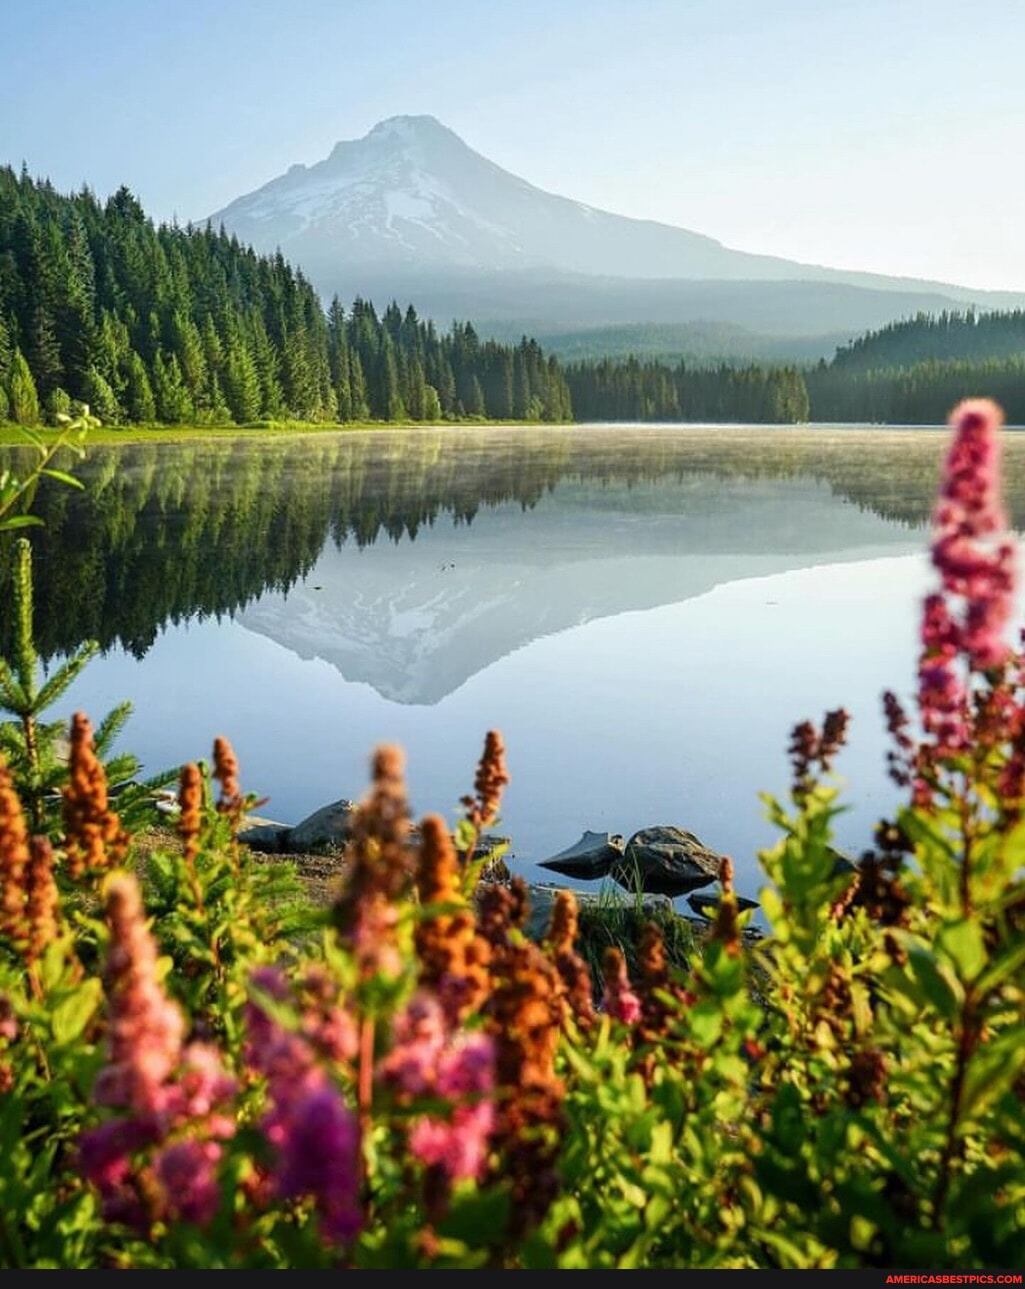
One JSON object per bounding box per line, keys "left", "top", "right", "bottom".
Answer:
{"left": 537, "top": 829, "right": 626, "bottom": 880}
{"left": 686, "top": 890, "right": 760, "bottom": 920}
{"left": 612, "top": 825, "right": 724, "bottom": 898}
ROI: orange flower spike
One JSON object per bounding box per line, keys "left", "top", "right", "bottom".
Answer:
{"left": 63, "top": 712, "right": 129, "bottom": 879}
{"left": 25, "top": 836, "right": 60, "bottom": 966}
{"left": 212, "top": 736, "right": 245, "bottom": 833}
{"left": 0, "top": 758, "right": 31, "bottom": 945}
{"left": 710, "top": 855, "right": 742, "bottom": 958}
{"left": 414, "top": 813, "right": 492, "bottom": 1021}
{"left": 462, "top": 729, "right": 511, "bottom": 833}
{"left": 544, "top": 890, "right": 595, "bottom": 1030}
{"left": 333, "top": 744, "right": 415, "bottom": 983}
{"left": 178, "top": 763, "right": 204, "bottom": 865}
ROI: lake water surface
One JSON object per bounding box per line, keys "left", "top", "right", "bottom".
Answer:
{"left": 14, "top": 422, "right": 1025, "bottom": 913}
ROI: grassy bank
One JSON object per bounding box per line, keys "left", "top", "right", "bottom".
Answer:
{"left": 0, "top": 417, "right": 557, "bottom": 447}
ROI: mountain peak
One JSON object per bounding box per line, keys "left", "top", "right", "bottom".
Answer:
{"left": 206, "top": 118, "right": 1021, "bottom": 333}
{"left": 366, "top": 114, "right": 449, "bottom": 140}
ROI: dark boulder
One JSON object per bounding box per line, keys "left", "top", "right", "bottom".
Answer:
{"left": 686, "top": 890, "right": 760, "bottom": 919}
{"left": 537, "top": 829, "right": 626, "bottom": 880}
{"left": 612, "top": 825, "right": 724, "bottom": 897}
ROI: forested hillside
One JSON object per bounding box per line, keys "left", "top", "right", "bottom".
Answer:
{"left": 0, "top": 166, "right": 571, "bottom": 426}
{"left": 805, "top": 309, "right": 1025, "bottom": 423}
{"left": 1, "top": 167, "right": 1023, "bottom": 428}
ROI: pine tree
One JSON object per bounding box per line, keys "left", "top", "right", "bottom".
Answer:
{"left": 224, "top": 344, "right": 262, "bottom": 423}
{"left": 6, "top": 347, "right": 40, "bottom": 425}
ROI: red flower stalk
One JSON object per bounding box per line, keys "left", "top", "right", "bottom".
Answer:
{"left": 63, "top": 712, "right": 129, "bottom": 880}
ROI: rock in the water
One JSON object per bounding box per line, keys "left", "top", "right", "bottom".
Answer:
{"left": 538, "top": 829, "right": 625, "bottom": 879}
{"left": 288, "top": 798, "right": 358, "bottom": 852}
{"left": 686, "top": 890, "right": 760, "bottom": 919}
{"left": 612, "top": 825, "right": 724, "bottom": 897}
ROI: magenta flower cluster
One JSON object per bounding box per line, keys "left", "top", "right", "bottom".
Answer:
{"left": 917, "top": 399, "right": 1018, "bottom": 763}
{"left": 378, "top": 990, "right": 497, "bottom": 1183}
{"left": 244, "top": 965, "right": 363, "bottom": 1246}
{"left": 78, "top": 875, "right": 237, "bottom": 1230}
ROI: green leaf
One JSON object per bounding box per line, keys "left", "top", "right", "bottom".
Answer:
{"left": 0, "top": 515, "right": 43, "bottom": 531}
{"left": 50, "top": 978, "right": 103, "bottom": 1044}
{"left": 935, "top": 919, "right": 987, "bottom": 982}
{"left": 960, "top": 1030, "right": 1025, "bottom": 1120}
{"left": 975, "top": 935, "right": 1025, "bottom": 997}
{"left": 39, "top": 467, "right": 84, "bottom": 490}
{"left": 906, "top": 945, "right": 963, "bottom": 1020}
{"left": 454, "top": 818, "right": 477, "bottom": 852}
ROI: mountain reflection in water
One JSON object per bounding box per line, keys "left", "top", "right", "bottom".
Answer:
{"left": 7, "top": 424, "right": 1025, "bottom": 909}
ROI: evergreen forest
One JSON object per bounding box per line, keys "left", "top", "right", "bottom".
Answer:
{"left": 1, "top": 166, "right": 1024, "bottom": 428}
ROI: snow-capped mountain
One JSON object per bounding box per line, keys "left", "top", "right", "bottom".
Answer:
{"left": 204, "top": 115, "right": 1024, "bottom": 341}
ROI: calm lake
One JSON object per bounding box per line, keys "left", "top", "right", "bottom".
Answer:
{"left": 10, "top": 422, "right": 1025, "bottom": 913}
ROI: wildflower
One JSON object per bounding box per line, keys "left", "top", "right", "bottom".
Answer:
{"left": 0, "top": 992, "right": 17, "bottom": 1095}
{"left": 479, "top": 878, "right": 566, "bottom": 1237}
{"left": 0, "top": 756, "right": 31, "bottom": 946}
{"left": 789, "top": 708, "right": 850, "bottom": 801}
{"left": 415, "top": 812, "right": 492, "bottom": 1023}
{"left": 381, "top": 990, "right": 497, "bottom": 1186}
{"left": 152, "top": 1137, "right": 224, "bottom": 1227}
{"left": 914, "top": 398, "right": 1018, "bottom": 795}
{"left": 461, "top": 729, "right": 511, "bottom": 836}
{"left": 92, "top": 872, "right": 185, "bottom": 1115}
{"left": 212, "top": 736, "right": 242, "bottom": 813}
{"left": 633, "top": 920, "right": 694, "bottom": 1073}
{"left": 244, "top": 965, "right": 363, "bottom": 1245}
{"left": 81, "top": 878, "right": 237, "bottom": 1232}
{"left": 708, "top": 855, "right": 742, "bottom": 958}
{"left": 543, "top": 889, "right": 596, "bottom": 1029}
{"left": 273, "top": 1081, "right": 362, "bottom": 1246}
{"left": 600, "top": 946, "right": 642, "bottom": 1025}
{"left": 882, "top": 689, "right": 915, "bottom": 787}
{"left": 332, "top": 744, "right": 414, "bottom": 983}
{"left": 296, "top": 964, "right": 360, "bottom": 1066}
{"left": 177, "top": 762, "right": 204, "bottom": 865}
{"left": 846, "top": 1046, "right": 888, "bottom": 1109}
{"left": 25, "top": 836, "right": 60, "bottom": 965}
{"left": 63, "top": 711, "right": 129, "bottom": 879}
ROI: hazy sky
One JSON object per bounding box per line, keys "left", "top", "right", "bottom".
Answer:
{"left": 4, "top": 0, "right": 1024, "bottom": 291}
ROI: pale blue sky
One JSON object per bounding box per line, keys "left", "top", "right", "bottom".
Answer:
{"left": 3, "top": 0, "right": 1024, "bottom": 291}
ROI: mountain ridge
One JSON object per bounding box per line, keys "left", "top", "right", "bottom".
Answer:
{"left": 203, "top": 114, "right": 1025, "bottom": 348}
